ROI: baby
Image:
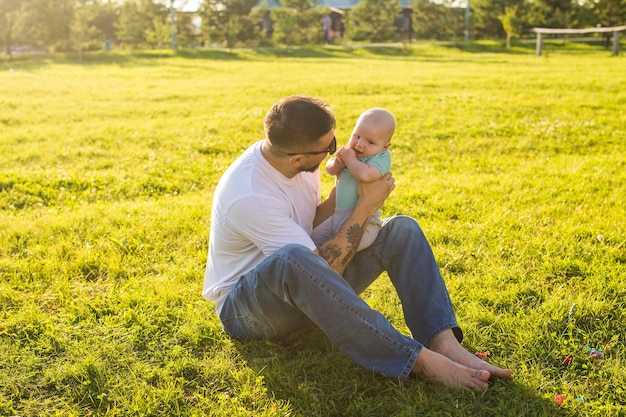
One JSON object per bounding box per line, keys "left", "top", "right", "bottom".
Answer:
{"left": 312, "top": 108, "right": 394, "bottom": 251}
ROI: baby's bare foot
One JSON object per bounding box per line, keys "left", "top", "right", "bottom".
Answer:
{"left": 412, "top": 348, "right": 491, "bottom": 390}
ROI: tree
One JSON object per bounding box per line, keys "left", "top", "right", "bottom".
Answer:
{"left": 594, "top": 0, "right": 626, "bottom": 27}
{"left": 199, "top": 0, "right": 259, "bottom": 47}
{"left": 10, "top": 0, "right": 74, "bottom": 51}
{"left": 115, "top": 0, "right": 168, "bottom": 48}
{"left": 411, "top": 0, "right": 464, "bottom": 41}
{"left": 91, "top": 1, "right": 120, "bottom": 42}
{"left": 146, "top": 15, "right": 171, "bottom": 50}
{"left": 528, "top": 0, "right": 576, "bottom": 27}
{"left": 269, "top": 0, "right": 325, "bottom": 46}
{"left": 270, "top": 7, "right": 297, "bottom": 46}
{"left": 0, "top": 0, "right": 20, "bottom": 58}
{"left": 174, "top": 10, "right": 198, "bottom": 48}
{"left": 2, "top": 0, "right": 116, "bottom": 55}
{"left": 592, "top": 0, "right": 626, "bottom": 49}
{"left": 470, "top": 0, "right": 527, "bottom": 39}
{"left": 72, "top": 0, "right": 104, "bottom": 61}
{"left": 347, "top": 0, "right": 401, "bottom": 42}
{"left": 499, "top": 5, "right": 521, "bottom": 47}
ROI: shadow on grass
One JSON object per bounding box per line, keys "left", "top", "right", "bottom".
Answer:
{"left": 0, "top": 49, "right": 245, "bottom": 70}
{"left": 441, "top": 38, "right": 624, "bottom": 56}
{"left": 0, "top": 44, "right": 512, "bottom": 71}
{"left": 231, "top": 325, "right": 581, "bottom": 417}
{"left": 440, "top": 40, "right": 531, "bottom": 55}
{"left": 0, "top": 47, "right": 406, "bottom": 72}
{"left": 3, "top": 40, "right": 621, "bottom": 71}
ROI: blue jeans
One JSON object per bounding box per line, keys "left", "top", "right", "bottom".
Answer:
{"left": 219, "top": 216, "right": 462, "bottom": 379}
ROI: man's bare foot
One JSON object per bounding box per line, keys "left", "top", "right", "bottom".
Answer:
{"left": 411, "top": 348, "right": 491, "bottom": 390}
{"left": 429, "top": 330, "right": 514, "bottom": 381}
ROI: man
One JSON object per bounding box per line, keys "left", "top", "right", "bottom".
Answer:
{"left": 321, "top": 14, "right": 332, "bottom": 44}
{"left": 203, "top": 95, "right": 513, "bottom": 389}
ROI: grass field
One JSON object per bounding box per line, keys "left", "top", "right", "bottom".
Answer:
{"left": 1, "top": 40, "right": 625, "bottom": 416}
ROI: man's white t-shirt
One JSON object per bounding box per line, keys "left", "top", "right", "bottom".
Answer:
{"left": 203, "top": 141, "right": 320, "bottom": 315}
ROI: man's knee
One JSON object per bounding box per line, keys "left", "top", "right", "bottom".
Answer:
{"left": 275, "top": 244, "right": 320, "bottom": 265}
{"left": 385, "top": 215, "right": 424, "bottom": 239}
{"left": 274, "top": 244, "right": 340, "bottom": 283}
{"left": 379, "top": 216, "right": 431, "bottom": 254}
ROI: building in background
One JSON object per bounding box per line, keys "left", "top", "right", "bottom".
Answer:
{"left": 255, "top": 0, "right": 412, "bottom": 42}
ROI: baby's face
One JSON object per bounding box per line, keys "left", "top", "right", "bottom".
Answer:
{"left": 347, "top": 121, "right": 390, "bottom": 158}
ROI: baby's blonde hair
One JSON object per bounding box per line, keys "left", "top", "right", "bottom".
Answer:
{"left": 357, "top": 108, "right": 396, "bottom": 142}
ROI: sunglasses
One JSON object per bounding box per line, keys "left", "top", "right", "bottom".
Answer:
{"left": 286, "top": 136, "right": 337, "bottom": 156}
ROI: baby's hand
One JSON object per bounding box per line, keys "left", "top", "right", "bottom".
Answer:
{"left": 337, "top": 146, "right": 356, "bottom": 160}
{"left": 333, "top": 156, "right": 345, "bottom": 168}
{"left": 326, "top": 154, "right": 345, "bottom": 175}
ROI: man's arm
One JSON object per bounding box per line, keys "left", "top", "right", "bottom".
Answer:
{"left": 313, "top": 172, "right": 394, "bottom": 274}
{"left": 313, "top": 187, "right": 336, "bottom": 228}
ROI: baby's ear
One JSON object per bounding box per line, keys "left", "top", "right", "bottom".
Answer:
{"left": 384, "top": 142, "right": 392, "bottom": 150}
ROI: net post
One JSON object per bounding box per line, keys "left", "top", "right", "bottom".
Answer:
{"left": 536, "top": 32, "right": 543, "bottom": 56}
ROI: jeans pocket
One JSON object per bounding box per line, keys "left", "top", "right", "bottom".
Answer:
{"left": 221, "top": 315, "right": 274, "bottom": 340}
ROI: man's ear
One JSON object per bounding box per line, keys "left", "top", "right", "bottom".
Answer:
{"left": 287, "top": 154, "right": 304, "bottom": 168}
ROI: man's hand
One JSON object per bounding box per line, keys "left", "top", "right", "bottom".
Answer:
{"left": 313, "top": 172, "right": 394, "bottom": 274}
{"left": 356, "top": 171, "right": 395, "bottom": 216}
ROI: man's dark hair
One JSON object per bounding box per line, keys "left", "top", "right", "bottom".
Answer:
{"left": 264, "top": 95, "right": 336, "bottom": 151}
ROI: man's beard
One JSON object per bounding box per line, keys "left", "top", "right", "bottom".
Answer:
{"left": 298, "top": 162, "right": 321, "bottom": 173}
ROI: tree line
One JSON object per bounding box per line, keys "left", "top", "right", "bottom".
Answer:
{"left": 1, "top": 0, "right": 624, "bottom": 57}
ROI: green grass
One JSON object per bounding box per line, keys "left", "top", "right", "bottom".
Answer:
{"left": 1, "top": 42, "right": 625, "bottom": 416}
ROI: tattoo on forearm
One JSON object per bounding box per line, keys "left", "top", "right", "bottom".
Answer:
{"left": 320, "top": 243, "right": 342, "bottom": 266}
{"left": 343, "top": 223, "right": 363, "bottom": 264}
{"left": 320, "top": 223, "right": 364, "bottom": 270}
{"left": 347, "top": 223, "right": 364, "bottom": 246}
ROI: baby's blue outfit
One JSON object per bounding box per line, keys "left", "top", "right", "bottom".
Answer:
{"left": 312, "top": 150, "right": 391, "bottom": 250}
